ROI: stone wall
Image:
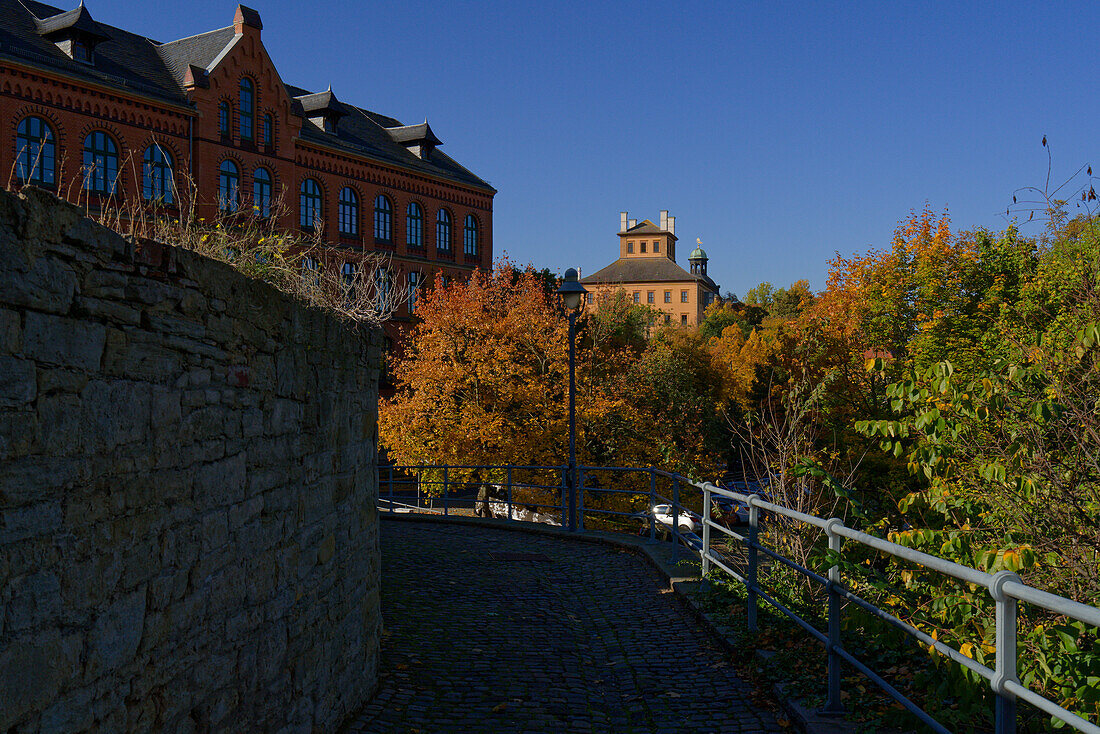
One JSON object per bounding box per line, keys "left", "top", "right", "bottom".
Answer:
{"left": 0, "top": 188, "right": 381, "bottom": 733}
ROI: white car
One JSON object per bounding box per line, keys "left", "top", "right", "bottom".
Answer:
{"left": 650, "top": 504, "right": 698, "bottom": 533}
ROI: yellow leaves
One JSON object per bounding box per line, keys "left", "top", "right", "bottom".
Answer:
{"left": 959, "top": 642, "right": 974, "bottom": 659}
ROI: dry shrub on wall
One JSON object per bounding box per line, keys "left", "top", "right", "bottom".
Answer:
{"left": 8, "top": 143, "right": 406, "bottom": 325}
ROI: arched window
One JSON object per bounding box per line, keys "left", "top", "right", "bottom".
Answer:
{"left": 340, "top": 262, "right": 358, "bottom": 301}
{"left": 82, "top": 131, "right": 119, "bottom": 194}
{"left": 218, "top": 100, "right": 231, "bottom": 137}
{"left": 464, "top": 214, "right": 479, "bottom": 257}
{"left": 142, "top": 144, "right": 174, "bottom": 203}
{"left": 253, "top": 168, "right": 272, "bottom": 218}
{"left": 239, "top": 78, "right": 254, "bottom": 141}
{"left": 406, "top": 202, "right": 423, "bottom": 247}
{"left": 436, "top": 209, "right": 452, "bottom": 253}
{"left": 300, "top": 179, "right": 322, "bottom": 229}
{"left": 262, "top": 114, "right": 274, "bottom": 147}
{"left": 374, "top": 267, "right": 389, "bottom": 307}
{"left": 339, "top": 187, "right": 359, "bottom": 236}
{"left": 218, "top": 159, "right": 239, "bottom": 212}
{"left": 373, "top": 194, "right": 393, "bottom": 242}
{"left": 15, "top": 117, "right": 56, "bottom": 187}
{"left": 408, "top": 271, "right": 421, "bottom": 313}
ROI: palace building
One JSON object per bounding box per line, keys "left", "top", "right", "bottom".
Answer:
{"left": 581, "top": 211, "right": 720, "bottom": 327}
{"left": 0, "top": 1, "right": 495, "bottom": 338}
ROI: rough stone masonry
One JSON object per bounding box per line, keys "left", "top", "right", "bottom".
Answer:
{"left": 0, "top": 188, "right": 381, "bottom": 732}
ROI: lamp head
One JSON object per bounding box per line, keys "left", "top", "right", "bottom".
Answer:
{"left": 556, "top": 267, "right": 588, "bottom": 311}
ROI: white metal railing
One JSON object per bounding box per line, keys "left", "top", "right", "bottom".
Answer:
{"left": 376, "top": 464, "right": 1100, "bottom": 733}
{"left": 697, "top": 482, "right": 1100, "bottom": 734}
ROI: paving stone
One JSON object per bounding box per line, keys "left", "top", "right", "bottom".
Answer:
{"left": 345, "top": 521, "right": 782, "bottom": 734}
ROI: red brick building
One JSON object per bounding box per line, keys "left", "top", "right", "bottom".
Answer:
{"left": 0, "top": 1, "right": 495, "bottom": 340}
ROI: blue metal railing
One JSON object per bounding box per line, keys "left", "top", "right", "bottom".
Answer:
{"left": 378, "top": 464, "right": 1100, "bottom": 734}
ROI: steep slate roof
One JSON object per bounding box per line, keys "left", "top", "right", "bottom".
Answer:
{"left": 156, "top": 25, "right": 236, "bottom": 87}
{"left": 296, "top": 87, "right": 345, "bottom": 117}
{"left": 621, "top": 219, "right": 666, "bottom": 235}
{"left": 581, "top": 257, "right": 717, "bottom": 290}
{"left": 2, "top": 0, "right": 193, "bottom": 103}
{"left": 36, "top": 4, "right": 110, "bottom": 40}
{"left": 387, "top": 122, "right": 442, "bottom": 147}
{"left": 284, "top": 83, "right": 493, "bottom": 192}
{"left": 1, "top": 0, "right": 495, "bottom": 192}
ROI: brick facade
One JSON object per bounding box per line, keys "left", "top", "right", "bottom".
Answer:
{"left": 0, "top": 2, "right": 495, "bottom": 345}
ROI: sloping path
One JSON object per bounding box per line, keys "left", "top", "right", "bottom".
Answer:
{"left": 344, "top": 520, "right": 782, "bottom": 734}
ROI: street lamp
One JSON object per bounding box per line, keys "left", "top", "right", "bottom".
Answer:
{"left": 556, "top": 268, "right": 588, "bottom": 532}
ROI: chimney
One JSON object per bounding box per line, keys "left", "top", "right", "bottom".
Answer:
{"left": 628, "top": 219, "right": 637, "bottom": 229}
{"left": 234, "top": 5, "right": 263, "bottom": 33}
{"left": 668, "top": 216, "right": 675, "bottom": 235}
{"left": 660, "top": 210, "right": 669, "bottom": 231}
{"left": 620, "top": 211, "right": 628, "bottom": 232}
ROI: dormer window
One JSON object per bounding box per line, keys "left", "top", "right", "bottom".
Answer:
{"left": 386, "top": 122, "right": 442, "bottom": 161}
{"left": 72, "top": 39, "right": 91, "bottom": 63}
{"left": 37, "top": 4, "right": 111, "bottom": 65}
{"left": 295, "top": 87, "right": 345, "bottom": 136}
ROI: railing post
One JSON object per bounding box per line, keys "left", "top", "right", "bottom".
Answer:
{"left": 648, "top": 469, "right": 656, "bottom": 543}
{"left": 442, "top": 466, "right": 449, "bottom": 517}
{"left": 822, "top": 518, "right": 846, "bottom": 716}
{"left": 578, "top": 470, "right": 586, "bottom": 532}
{"left": 506, "top": 466, "right": 513, "bottom": 520}
{"left": 561, "top": 468, "right": 568, "bottom": 527}
{"left": 747, "top": 493, "right": 760, "bottom": 633}
{"left": 388, "top": 465, "right": 394, "bottom": 512}
{"left": 672, "top": 476, "right": 681, "bottom": 549}
{"left": 417, "top": 469, "right": 423, "bottom": 512}
{"left": 701, "top": 483, "right": 712, "bottom": 577}
{"left": 991, "top": 571, "right": 1021, "bottom": 734}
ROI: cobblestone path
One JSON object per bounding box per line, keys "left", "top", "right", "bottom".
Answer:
{"left": 345, "top": 520, "right": 782, "bottom": 734}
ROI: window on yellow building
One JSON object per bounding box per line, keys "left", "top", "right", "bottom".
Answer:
{"left": 681, "top": 290, "right": 688, "bottom": 303}
{"left": 627, "top": 241, "right": 634, "bottom": 253}
{"left": 654, "top": 241, "right": 660, "bottom": 253}
{"left": 647, "top": 291, "right": 654, "bottom": 304}
{"left": 664, "top": 314, "right": 670, "bottom": 325}
{"left": 664, "top": 291, "right": 671, "bottom": 303}
{"left": 681, "top": 314, "right": 688, "bottom": 325}
{"left": 640, "top": 241, "right": 647, "bottom": 253}
{"left": 632, "top": 292, "right": 640, "bottom": 303}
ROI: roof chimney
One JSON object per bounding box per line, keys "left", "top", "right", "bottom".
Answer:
{"left": 660, "top": 210, "right": 669, "bottom": 231}
{"left": 628, "top": 219, "right": 637, "bottom": 229}
{"left": 668, "top": 216, "right": 675, "bottom": 235}
{"left": 620, "top": 211, "right": 628, "bottom": 232}
{"left": 234, "top": 5, "right": 263, "bottom": 33}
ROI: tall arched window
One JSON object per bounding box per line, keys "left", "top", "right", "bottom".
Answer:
{"left": 436, "top": 209, "right": 452, "bottom": 253}
{"left": 374, "top": 195, "right": 393, "bottom": 242}
{"left": 408, "top": 271, "right": 421, "bottom": 313}
{"left": 218, "top": 159, "right": 239, "bottom": 212}
{"left": 300, "top": 178, "right": 322, "bottom": 229}
{"left": 464, "top": 214, "right": 479, "bottom": 257}
{"left": 339, "top": 187, "right": 359, "bottom": 236}
{"left": 253, "top": 168, "right": 272, "bottom": 217}
{"left": 262, "top": 114, "right": 274, "bottom": 148}
{"left": 406, "top": 202, "right": 423, "bottom": 247}
{"left": 239, "top": 78, "right": 254, "bottom": 141}
{"left": 374, "top": 267, "right": 389, "bottom": 308}
{"left": 340, "top": 262, "right": 358, "bottom": 301}
{"left": 142, "top": 144, "right": 174, "bottom": 203}
{"left": 218, "top": 100, "right": 231, "bottom": 137}
{"left": 82, "top": 131, "right": 119, "bottom": 194}
{"left": 15, "top": 117, "right": 56, "bottom": 187}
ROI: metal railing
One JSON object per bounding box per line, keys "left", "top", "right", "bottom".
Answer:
{"left": 378, "top": 464, "right": 1100, "bottom": 734}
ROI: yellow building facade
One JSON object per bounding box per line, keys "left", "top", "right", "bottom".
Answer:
{"left": 581, "top": 211, "right": 720, "bottom": 327}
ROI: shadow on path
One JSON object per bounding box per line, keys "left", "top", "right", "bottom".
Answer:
{"left": 344, "top": 520, "right": 781, "bottom": 734}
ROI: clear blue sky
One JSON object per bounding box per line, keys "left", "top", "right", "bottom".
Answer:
{"left": 91, "top": 0, "right": 1098, "bottom": 297}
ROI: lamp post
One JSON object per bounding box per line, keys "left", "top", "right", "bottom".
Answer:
{"left": 555, "top": 268, "right": 588, "bottom": 532}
